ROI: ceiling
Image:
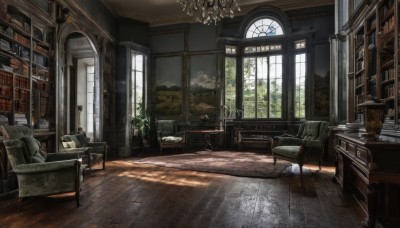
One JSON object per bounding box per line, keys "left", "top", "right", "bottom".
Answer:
{"left": 101, "top": 0, "right": 335, "bottom": 27}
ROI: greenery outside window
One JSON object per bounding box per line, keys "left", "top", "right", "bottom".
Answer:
{"left": 225, "top": 57, "right": 237, "bottom": 118}
{"left": 294, "top": 39, "right": 306, "bottom": 119}
{"left": 131, "top": 51, "right": 145, "bottom": 119}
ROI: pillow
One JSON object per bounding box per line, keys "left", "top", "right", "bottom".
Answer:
{"left": 62, "top": 142, "right": 70, "bottom": 148}
{"left": 66, "top": 141, "right": 79, "bottom": 148}
{"left": 62, "top": 135, "right": 82, "bottom": 148}
{"left": 20, "top": 136, "right": 46, "bottom": 163}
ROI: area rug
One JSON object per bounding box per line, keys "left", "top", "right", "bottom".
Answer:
{"left": 135, "top": 151, "right": 292, "bottom": 178}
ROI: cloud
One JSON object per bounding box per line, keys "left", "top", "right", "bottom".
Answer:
{"left": 156, "top": 80, "right": 178, "bottom": 88}
{"left": 190, "top": 71, "right": 216, "bottom": 89}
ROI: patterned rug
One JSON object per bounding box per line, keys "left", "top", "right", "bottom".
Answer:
{"left": 135, "top": 151, "right": 292, "bottom": 178}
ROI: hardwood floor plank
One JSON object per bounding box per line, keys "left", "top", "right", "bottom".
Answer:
{"left": 0, "top": 157, "right": 367, "bottom": 228}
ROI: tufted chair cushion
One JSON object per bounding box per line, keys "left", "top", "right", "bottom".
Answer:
{"left": 20, "top": 136, "right": 46, "bottom": 163}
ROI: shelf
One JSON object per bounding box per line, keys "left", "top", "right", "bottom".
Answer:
{"left": 380, "top": 4, "right": 395, "bottom": 24}
{"left": 0, "top": 18, "right": 30, "bottom": 38}
{"left": 356, "top": 68, "right": 365, "bottom": 75}
{"left": 355, "top": 84, "right": 364, "bottom": 90}
{"left": 381, "top": 59, "right": 394, "bottom": 69}
{"left": 381, "top": 78, "right": 395, "bottom": 85}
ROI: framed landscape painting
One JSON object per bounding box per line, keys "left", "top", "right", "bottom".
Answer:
{"left": 189, "top": 54, "right": 217, "bottom": 121}
{"left": 155, "top": 56, "right": 183, "bottom": 117}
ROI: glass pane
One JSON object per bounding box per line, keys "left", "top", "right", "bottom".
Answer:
{"left": 135, "top": 54, "right": 143, "bottom": 72}
{"left": 243, "top": 101, "right": 255, "bottom": 118}
{"left": 87, "top": 65, "right": 94, "bottom": 74}
{"left": 269, "top": 55, "right": 282, "bottom": 118}
{"left": 225, "top": 57, "right": 236, "bottom": 118}
{"left": 245, "top": 18, "right": 284, "bottom": 38}
{"left": 295, "top": 53, "right": 306, "bottom": 118}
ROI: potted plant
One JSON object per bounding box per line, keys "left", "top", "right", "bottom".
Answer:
{"left": 131, "top": 103, "right": 150, "bottom": 146}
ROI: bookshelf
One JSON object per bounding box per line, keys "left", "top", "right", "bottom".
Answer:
{"left": 351, "top": 0, "right": 400, "bottom": 127}
{"left": 0, "top": 3, "right": 54, "bottom": 130}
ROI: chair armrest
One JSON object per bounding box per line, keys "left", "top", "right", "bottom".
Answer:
{"left": 87, "top": 142, "right": 107, "bottom": 147}
{"left": 13, "top": 159, "right": 80, "bottom": 174}
{"left": 276, "top": 137, "right": 303, "bottom": 146}
{"left": 87, "top": 142, "right": 107, "bottom": 155}
{"left": 46, "top": 151, "right": 88, "bottom": 162}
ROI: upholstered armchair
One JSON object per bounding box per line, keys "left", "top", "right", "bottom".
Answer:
{"left": 1, "top": 125, "right": 83, "bottom": 207}
{"left": 156, "top": 120, "right": 186, "bottom": 153}
{"left": 61, "top": 133, "right": 107, "bottom": 171}
{"left": 272, "top": 121, "right": 330, "bottom": 175}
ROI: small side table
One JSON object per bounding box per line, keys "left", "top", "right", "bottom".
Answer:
{"left": 188, "top": 129, "right": 224, "bottom": 150}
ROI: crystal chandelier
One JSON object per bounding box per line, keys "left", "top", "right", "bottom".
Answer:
{"left": 177, "top": 0, "right": 241, "bottom": 24}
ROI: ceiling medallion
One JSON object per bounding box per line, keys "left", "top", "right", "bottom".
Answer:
{"left": 177, "top": 0, "right": 241, "bottom": 25}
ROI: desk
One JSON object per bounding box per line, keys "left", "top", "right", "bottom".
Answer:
{"left": 334, "top": 133, "right": 400, "bottom": 227}
{"left": 188, "top": 129, "right": 224, "bottom": 150}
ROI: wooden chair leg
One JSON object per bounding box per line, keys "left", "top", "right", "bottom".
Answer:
{"left": 299, "top": 164, "right": 303, "bottom": 176}
{"left": 273, "top": 157, "right": 277, "bottom": 165}
{"left": 318, "top": 161, "right": 322, "bottom": 170}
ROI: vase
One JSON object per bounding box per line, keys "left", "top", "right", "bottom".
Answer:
{"left": 358, "top": 99, "right": 386, "bottom": 140}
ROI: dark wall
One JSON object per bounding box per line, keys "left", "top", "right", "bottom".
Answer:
{"left": 118, "top": 19, "right": 149, "bottom": 47}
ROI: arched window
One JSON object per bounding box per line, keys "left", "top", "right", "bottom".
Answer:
{"left": 224, "top": 9, "right": 309, "bottom": 120}
{"left": 245, "top": 18, "right": 284, "bottom": 38}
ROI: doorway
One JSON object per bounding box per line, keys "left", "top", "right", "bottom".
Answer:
{"left": 64, "top": 32, "right": 99, "bottom": 140}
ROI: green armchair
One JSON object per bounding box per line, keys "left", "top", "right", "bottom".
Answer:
{"left": 272, "top": 121, "right": 329, "bottom": 175}
{"left": 1, "top": 125, "right": 83, "bottom": 208}
{"left": 61, "top": 133, "right": 107, "bottom": 171}
{"left": 156, "top": 120, "right": 186, "bottom": 153}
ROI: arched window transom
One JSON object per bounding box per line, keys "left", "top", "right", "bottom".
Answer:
{"left": 246, "top": 18, "right": 284, "bottom": 38}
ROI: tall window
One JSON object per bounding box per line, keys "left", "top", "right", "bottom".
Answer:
{"left": 295, "top": 40, "right": 307, "bottom": 119}
{"left": 225, "top": 57, "right": 236, "bottom": 118}
{"left": 86, "top": 65, "right": 95, "bottom": 135}
{"left": 243, "top": 55, "right": 282, "bottom": 118}
{"left": 224, "top": 13, "right": 310, "bottom": 120}
{"left": 131, "top": 51, "right": 144, "bottom": 118}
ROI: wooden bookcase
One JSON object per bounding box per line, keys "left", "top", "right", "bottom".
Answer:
{"left": 350, "top": 0, "right": 400, "bottom": 127}
{"left": 0, "top": 2, "right": 54, "bottom": 131}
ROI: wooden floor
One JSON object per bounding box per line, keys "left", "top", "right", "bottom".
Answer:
{"left": 0, "top": 151, "right": 378, "bottom": 228}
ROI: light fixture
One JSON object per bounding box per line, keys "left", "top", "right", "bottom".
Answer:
{"left": 177, "top": 0, "right": 241, "bottom": 25}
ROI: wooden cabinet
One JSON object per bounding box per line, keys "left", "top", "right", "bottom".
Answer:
{"left": 349, "top": 0, "right": 400, "bottom": 126}
{"left": 334, "top": 133, "right": 400, "bottom": 227}
{"left": 0, "top": 1, "right": 54, "bottom": 134}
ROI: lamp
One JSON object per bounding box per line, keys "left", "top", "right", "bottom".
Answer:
{"left": 177, "top": 0, "right": 241, "bottom": 24}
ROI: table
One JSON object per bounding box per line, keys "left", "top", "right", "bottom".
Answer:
{"left": 188, "top": 129, "right": 224, "bottom": 150}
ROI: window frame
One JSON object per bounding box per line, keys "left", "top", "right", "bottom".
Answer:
{"left": 222, "top": 11, "right": 311, "bottom": 121}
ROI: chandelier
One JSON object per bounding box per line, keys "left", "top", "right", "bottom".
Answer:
{"left": 177, "top": 0, "right": 241, "bottom": 24}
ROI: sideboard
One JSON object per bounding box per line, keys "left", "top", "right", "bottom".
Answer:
{"left": 334, "top": 132, "right": 400, "bottom": 228}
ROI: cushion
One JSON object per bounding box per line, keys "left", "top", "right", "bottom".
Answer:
{"left": 62, "top": 142, "right": 70, "bottom": 148}
{"left": 301, "top": 122, "right": 321, "bottom": 140}
{"left": 20, "top": 136, "right": 46, "bottom": 163}
{"left": 62, "top": 135, "right": 82, "bottom": 148}
{"left": 162, "top": 136, "right": 183, "bottom": 143}
{"left": 2, "top": 125, "right": 32, "bottom": 139}
{"left": 157, "top": 120, "right": 176, "bottom": 136}
{"left": 272, "top": 145, "right": 302, "bottom": 159}
{"left": 75, "top": 133, "right": 88, "bottom": 147}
